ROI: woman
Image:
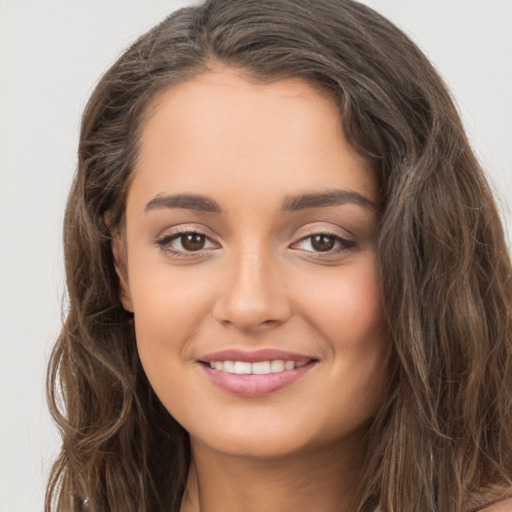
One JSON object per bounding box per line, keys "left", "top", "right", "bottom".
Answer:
{"left": 45, "top": 1, "right": 512, "bottom": 511}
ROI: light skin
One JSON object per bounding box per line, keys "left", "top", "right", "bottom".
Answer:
{"left": 115, "top": 65, "right": 391, "bottom": 512}
{"left": 480, "top": 498, "right": 512, "bottom": 512}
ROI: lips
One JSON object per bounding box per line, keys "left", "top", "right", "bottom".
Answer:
{"left": 199, "top": 349, "right": 317, "bottom": 397}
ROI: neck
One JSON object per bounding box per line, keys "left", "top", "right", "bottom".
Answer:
{"left": 180, "top": 435, "right": 366, "bottom": 512}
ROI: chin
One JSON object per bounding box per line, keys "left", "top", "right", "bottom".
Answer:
{"left": 186, "top": 412, "right": 369, "bottom": 462}
{"left": 194, "top": 432, "right": 313, "bottom": 460}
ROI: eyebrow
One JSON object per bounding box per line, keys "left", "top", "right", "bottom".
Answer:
{"left": 145, "top": 194, "right": 222, "bottom": 213}
{"left": 281, "top": 189, "right": 379, "bottom": 214}
{"left": 144, "top": 189, "right": 379, "bottom": 215}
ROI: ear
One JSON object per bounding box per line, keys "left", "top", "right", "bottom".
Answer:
{"left": 112, "top": 233, "right": 134, "bottom": 313}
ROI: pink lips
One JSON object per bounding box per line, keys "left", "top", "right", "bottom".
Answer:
{"left": 199, "top": 349, "right": 317, "bottom": 397}
{"left": 202, "top": 348, "right": 313, "bottom": 363}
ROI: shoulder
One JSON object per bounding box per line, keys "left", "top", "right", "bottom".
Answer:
{"left": 478, "top": 496, "right": 512, "bottom": 512}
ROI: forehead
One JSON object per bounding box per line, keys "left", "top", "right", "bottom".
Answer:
{"left": 129, "top": 66, "right": 377, "bottom": 210}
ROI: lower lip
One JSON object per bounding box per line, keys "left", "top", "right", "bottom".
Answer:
{"left": 200, "top": 362, "right": 316, "bottom": 397}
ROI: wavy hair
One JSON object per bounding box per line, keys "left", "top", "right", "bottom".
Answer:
{"left": 46, "top": 1, "right": 512, "bottom": 511}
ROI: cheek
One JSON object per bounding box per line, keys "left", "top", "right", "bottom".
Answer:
{"left": 127, "top": 260, "right": 217, "bottom": 382}
{"left": 299, "top": 257, "right": 387, "bottom": 350}
{"left": 129, "top": 255, "right": 213, "bottom": 331}
{"left": 130, "top": 273, "right": 212, "bottom": 424}
{"left": 299, "top": 258, "right": 391, "bottom": 405}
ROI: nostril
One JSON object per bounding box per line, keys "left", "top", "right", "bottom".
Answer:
{"left": 220, "top": 317, "right": 285, "bottom": 333}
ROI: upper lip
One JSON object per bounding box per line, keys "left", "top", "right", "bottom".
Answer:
{"left": 199, "top": 348, "right": 316, "bottom": 363}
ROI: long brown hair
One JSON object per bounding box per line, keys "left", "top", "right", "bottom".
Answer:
{"left": 46, "top": 1, "right": 512, "bottom": 510}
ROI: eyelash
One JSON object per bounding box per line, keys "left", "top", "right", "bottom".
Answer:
{"left": 154, "top": 228, "right": 357, "bottom": 259}
{"left": 154, "top": 228, "right": 218, "bottom": 258}
{"left": 291, "top": 231, "right": 357, "bottom": 257}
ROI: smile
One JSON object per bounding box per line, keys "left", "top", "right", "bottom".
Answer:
{"left": 199, "top": 349, "right": 317, "bottom": 397}
{"left": 207, "top": 360, "right": 308, "bottom": 374}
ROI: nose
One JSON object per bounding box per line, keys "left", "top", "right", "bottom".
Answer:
{"left": 212, "top": 248, "right": 292, "bottom": 332}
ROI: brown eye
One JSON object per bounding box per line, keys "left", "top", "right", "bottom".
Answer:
{"left": 181, "top": 233, "right": 206, "bottom": 251}
{"left": 311, "top": 234, "right": 336, "bottom": 252}
{"left": 156, "top": 229, "right": 218, "bottom": 257}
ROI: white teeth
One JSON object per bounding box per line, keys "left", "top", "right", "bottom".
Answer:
{"left": 223, "top": 361, "right": 235, "bottom": 372}
{"left": 252, "top": 361, "right": 271, "bottom": 374}
{"left": 270, "top": 360, "right": 285, "bottom": 373}
{"left": 207, "top": 359, "right": 308, "bottom": 374}
{"left": 233, "top": 361, "right": 252, "bottom": 374}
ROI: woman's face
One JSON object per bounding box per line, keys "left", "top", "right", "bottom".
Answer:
{"left": 118, "top": 67, "right": 390, "bottom": 459}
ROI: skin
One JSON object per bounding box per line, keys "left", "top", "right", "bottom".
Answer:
{"left": 116, "top": 65, "right": 391, "bottom": 512}
{"left": 481, "top": 499, "right": 512, "bottom": 512}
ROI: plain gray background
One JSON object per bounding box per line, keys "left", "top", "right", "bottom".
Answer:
{"left": 0, "top": 1, "right": 511, "bottom": 511}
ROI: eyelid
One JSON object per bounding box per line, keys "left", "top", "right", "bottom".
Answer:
{"left": 289, "top": 224, "right": 357, "bottom": 256}
{"left": 153, "top": 225, "right": 221, "bottom": 258}
{"left": 291, "top": 233, "right": 355, "bottom": 251}
{"left": 291, "top": 223, "right": 354, "bottom": 242}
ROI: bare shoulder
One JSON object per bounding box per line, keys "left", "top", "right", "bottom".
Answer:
{"left": 478, "top": 497, "right": 512, "bottom": 511}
